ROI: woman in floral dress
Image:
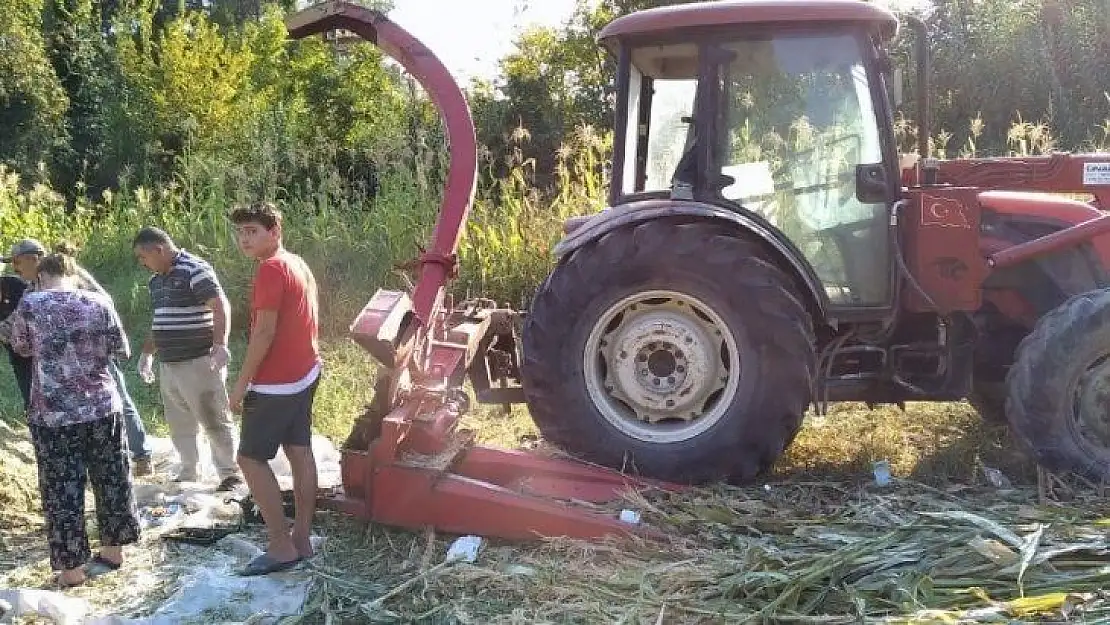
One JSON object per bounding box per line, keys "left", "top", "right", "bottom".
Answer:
{"left": 9, "top": 251, "right": 141, "bottom": 587}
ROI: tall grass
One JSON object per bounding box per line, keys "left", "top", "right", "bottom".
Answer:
{"left": 893, "top": 110, "right": 1110, "bottom": 159}
{"left": 0, "top": 117, "right": 610, "bottom": 430}
{"left": 456, "top": 125, "right": 611, "bottom": 307}
{"left": 0, "top": 122, "right": 610, "bottom": 330}
{"left": 3, "top": 111, "right": 1103, "bottom": 335}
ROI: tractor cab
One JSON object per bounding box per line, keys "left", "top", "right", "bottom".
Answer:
{"left": 598, "top": 0, "right": 901, "bottom": 312}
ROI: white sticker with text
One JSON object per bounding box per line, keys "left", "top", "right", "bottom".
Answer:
{"left": 1083, "top": 162, "right": 1110, "bottom": 186}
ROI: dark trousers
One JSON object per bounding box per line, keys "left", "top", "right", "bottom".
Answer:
{"left": 29, "top": 413, "right": 141, "bottom": 570}
{"left": 9, "top": 352, "right": 31, "bottom": 410}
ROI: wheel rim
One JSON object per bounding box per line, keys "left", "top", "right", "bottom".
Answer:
{"left": 1071, "top": 354, "right": 1110, "bottom": 462}
{"left": 583, "top": 289, "right": 742, "bottom": 443}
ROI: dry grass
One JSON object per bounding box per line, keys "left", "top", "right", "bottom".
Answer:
{"left": 0, "top": 423, "right": 195, "bottom": 624}
{"left": 460, "top": 399, "right": 1035, "bottom": 487}
{"left": 783, "top": 402, "right": 1038, "bottom": 486}
{"left": 0, "top": 421, "right": 39, "bottom": 523}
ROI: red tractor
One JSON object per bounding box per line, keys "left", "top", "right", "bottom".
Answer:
{"left": 519, "top": 0, "right": 1110, "bottom": 486}
{"left": 290, "top": 1, "right": 1110, "bottom": 541}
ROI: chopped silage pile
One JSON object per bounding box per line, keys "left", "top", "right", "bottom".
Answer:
{"left": 300, "top": 478, "right": 1110, "bottom": 624}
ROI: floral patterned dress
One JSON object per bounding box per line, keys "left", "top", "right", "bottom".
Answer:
{"left": 10, "top": 289, "right": 128, "bottom": 426}
{"left": 9, "top": 287, "right": 140, "bottom": 571}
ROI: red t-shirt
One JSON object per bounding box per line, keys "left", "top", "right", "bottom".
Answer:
{"left": 250, "top": 250, "right": 320, "bottom": 385}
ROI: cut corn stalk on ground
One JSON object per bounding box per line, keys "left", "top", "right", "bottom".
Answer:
{"left": 4, "top": 406, "right": 1110, "bottom": 623}
{"left": 297, "top": 478, "right": 1110, "bottom": 624}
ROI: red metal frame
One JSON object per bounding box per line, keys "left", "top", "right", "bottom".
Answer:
{"left": 329, "top": 397, "right": 671, "bottom": 542}
{"left": 989, "top": 214, "right": 1110, "bottom": 270}
{"left": 287, "top": 2, "right": 678, "bottom": 543}
{"left": 899, "top": 153, "right": 1110, "bottom": 326}
{"left": 900, "top": 187, "right": 989, "bottom": 314}
{"left": 914, "top": 155, "right": 1110, "bottom": 269}
{"left": 924, "top": 153, "right": 1110, "bottom": 210}
{"left": 903, "top": 154, "right": 1110, "bottom": 272}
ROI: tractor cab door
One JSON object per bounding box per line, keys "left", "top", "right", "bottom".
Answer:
{"left": 708, "top": 32, "right": 896, "bottom": 310}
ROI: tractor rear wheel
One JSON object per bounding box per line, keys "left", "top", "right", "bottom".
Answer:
{"left": 1007, "top": 289, "right": 1110, "bottom": 481}
{"left": 520, "top": 219, "right": 816, "bottom": 484}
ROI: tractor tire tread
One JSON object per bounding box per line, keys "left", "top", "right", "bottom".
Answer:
{"left": 521, "top": 218, "right": 816, "bottom": 484}
{"left": 1006, "top": 288, "right": 1110, "bottom": 480}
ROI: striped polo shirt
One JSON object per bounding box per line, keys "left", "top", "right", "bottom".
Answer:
{"left": 148, "top": 250, "right": 224, "bottom": 362}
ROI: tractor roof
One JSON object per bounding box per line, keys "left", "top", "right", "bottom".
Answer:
{"left": 598, "top": 0, "right": 899, "bottom": 49}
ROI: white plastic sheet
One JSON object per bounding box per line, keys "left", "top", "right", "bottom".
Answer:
{"left": 1, "top": 434, "right": 341, "bottom": 624}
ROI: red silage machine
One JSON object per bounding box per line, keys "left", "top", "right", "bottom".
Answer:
{"left": 288, "top": 1, "right": 1110, "bottom": 542}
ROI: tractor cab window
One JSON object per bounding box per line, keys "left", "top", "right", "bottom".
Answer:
{"left": 618, "top": 33, "right": 891, "bottom": 308}
{"left": 715, "top": 33, "right": 890, "bottom": 306}
{"left": 619, "top": 43, "right": 700, "bottom": 196}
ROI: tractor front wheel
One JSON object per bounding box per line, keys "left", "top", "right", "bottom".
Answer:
{"left": 1007, "top": 289, "right": 1110, "bottom": 481}
{"left": 520, "top": 219, "right": 816, "bottom": 484}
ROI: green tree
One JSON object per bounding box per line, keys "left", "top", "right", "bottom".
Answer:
{"left": 0, "top": 0, "right": 69, "bottom": 183}
{"left": 43, "top": 0, "right": 129, "bottom": 202}
{"left": 473, "top": 0, "right": 699, "bottom": 190}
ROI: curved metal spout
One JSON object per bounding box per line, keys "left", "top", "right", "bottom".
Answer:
{"left": 285, "top": 2, "right": 478, "bottom": 329}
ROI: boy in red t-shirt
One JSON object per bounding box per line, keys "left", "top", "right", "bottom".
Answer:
{"left": 229, "top": 202, "right": 322, "bottom": 576}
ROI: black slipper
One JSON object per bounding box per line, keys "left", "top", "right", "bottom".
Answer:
{"left": 238, "top": 553, "right": 303, "bottom": 577}
{"left": 162, "top": 525, "right": 241, "bottom": 546}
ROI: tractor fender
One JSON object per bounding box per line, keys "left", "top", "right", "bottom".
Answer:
{"left": 554, "top": 198, "right": 828, "bottom": 318}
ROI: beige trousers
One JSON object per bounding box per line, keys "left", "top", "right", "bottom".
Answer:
{"left": 159, "top": 356, "right": 239, "bottom": 479}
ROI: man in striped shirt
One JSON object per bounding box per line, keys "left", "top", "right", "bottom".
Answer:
{"left": 133, "top": 227, "right": 242, "bottom": 491}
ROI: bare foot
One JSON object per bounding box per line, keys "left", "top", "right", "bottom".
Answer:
{"left": 58, "top": 568, "right": 87, "bottom": 587}
{"left": 98, "top": 546, "right": 123, "bottom": 567}
{"left": 292, "top": 532, "right": 314, "bottom": 559}
{"left": 265, "top": 539, "right": 300, "bottom": 564}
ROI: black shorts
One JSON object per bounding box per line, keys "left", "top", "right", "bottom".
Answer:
{"left": 238, "top": 377, "right": 319, "bottom": 461}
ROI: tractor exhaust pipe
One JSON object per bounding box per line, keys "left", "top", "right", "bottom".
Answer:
{"left": 908, "top": 15, "right": 929, "bottom": 160}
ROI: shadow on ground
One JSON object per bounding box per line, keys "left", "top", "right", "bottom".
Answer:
{"left": 774, "top": 401, "right": 1040, "bottom": 487}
